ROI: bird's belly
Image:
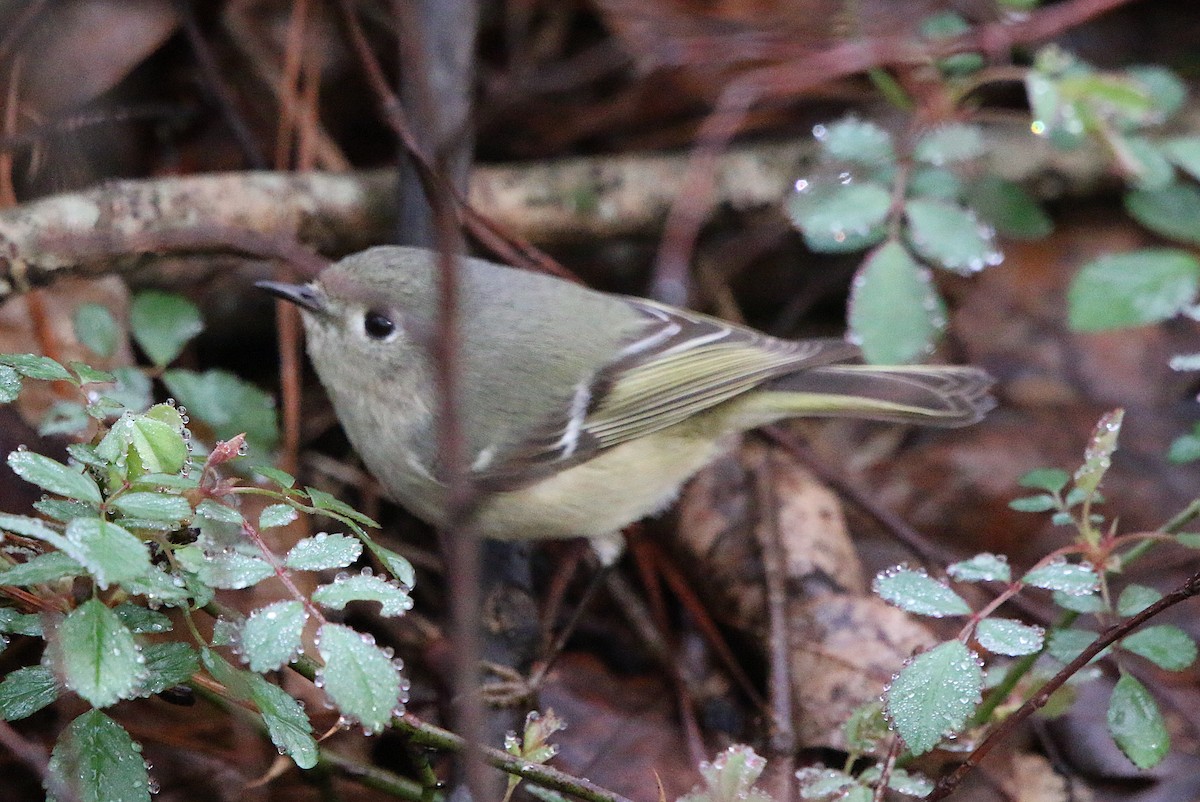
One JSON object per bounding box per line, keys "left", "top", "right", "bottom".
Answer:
{"left": 476, "top": 427, "right": 732, "bottom": 541}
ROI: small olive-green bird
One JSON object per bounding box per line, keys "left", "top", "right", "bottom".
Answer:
{"left": 259, "top": 246, "right": 992, "bottom": 543}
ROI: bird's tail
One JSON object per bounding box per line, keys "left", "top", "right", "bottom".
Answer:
{"left": 744, "top": 364, "right": 995, "bottom": 428}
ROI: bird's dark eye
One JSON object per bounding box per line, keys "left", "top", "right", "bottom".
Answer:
{"left": 363, "top": 310, "right": 396, "bottom": 340}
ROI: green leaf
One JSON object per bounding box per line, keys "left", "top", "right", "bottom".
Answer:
{"left": 162, "top": 368, "right": 278, "bottom": 450}
{"left": 54, "top": 599, "right": 147, "bottom": 707}
{"left": 129, "top": 290, "right": 203, "bottom": 367}
{"left": 73, "top": 304, "right": 120, "bottom": 359}
{"left": 1023, "top": 561, "right": 1099, "bottom": 595}
{"left": 313, "top": 573, "right": 413, "bottom": 617}
{"left": 848, "top": 241, "right": 945, "bottom": 364}
{"left": 305, "top": 487, "right": 379, "bottom": 529}
{"left": 1117, "top": 584, "right": 1163, "bottom": 617}
{"left": 0, "top": 608, "right": 43, "bottom": 636}
{"left": 908, "top": 168, "right": 962, "bottom": 203}
{"left": 814, "top": 117, "right": 896, "bottom": 166}
{"left": 1120, "top": 625, "right": 1197, "bottom": 671}
{"left": 1054, "top": 590, "right": 1107, "bottom": 614}
{"left": 787, "top": 181, "right": 891, "bottom": 254}
{"left": 7, "top": 450, "right": 102, "bottom": 504}
{"left": 248, "top": 674, "right": 318, "bottom": 769}
{"left": 842, "top": 701, "right": 888, "bottom": 754}
{"left": 920, "top": 12, "right": 983, "bottom": 76}
{"left": 1108, "top": 673, "right": 1169, "bottom": 769}
{"left": 1008, "top": 494, "right": 1058, "bottom": 512}
{"left": 359, "top": 534, "right": 415, "bottom": 589}
{"left": 285, "top": 532, "right": 363, "bottom": 571}
{"left": 1018, "top": 467, "right": 1071, "bottom": 493}
{"left": 111, "top": 492, "right": 193, "bottom": 524}
{"left": 1075, "top": 247, "right": 1200, "bottom": 328}
{"left": 914, "top": 124, "right": 985, "bottom": 166}
{"left": 175, "top": 545, "right": 273, "bottom": 590}
{"left": 0, "top": 353, "right": 73, "bottom": 382}
{"left": 1122, "top": 137, "right": 1175, "bottom": 191}
{"left": 1162, "top": 136, "right": 1200, "bottom": 181}
{"left": 947, "top": 553, "right": 1011, "bottom": 583}
{"left": 100, "top": 367, "right": 153, "bottom": 413}
{"left": 1124, "top": 183, "right": 1200, "bottom": 245}
{"left": 63, "top": 518, "right": 150, "bottom": 590}
{"left": 679, "top": 745, "right": 771, "bottom": 802}
{"left": 253, "top": 465, "right": 296, "bottom": 489}
{"left": 39, "top": 402, "right": 91, "bottom": 436}
{"left": 113, "top": 603, "right": 172, "bottom": 634}
{"left": 1168, "top": 426, "right": 1200, "bottom": 464}
{"left": 137, "top": 642, "right": 199, "bottom": 696}
{"left": 1073, "top": 409, "right": 1123, "bottom": 496}
{"left": 872, "top": 567, "right": 971, "bottom": 617}
{"left": 241, "top": 600, "right": 307, "bottom": 673}
{"left": 1126, "top": 65, "right": 1186, "bottom": 120}
{"left": 259, "top": 503, "right": 298, "bottom": 530}
{"left": 34, "top": 499, "right": 97, "bottom": 524}
{"left": 0, "top": 665, "right": 58, "bottom": 721}
{"left": 0, "top": 551, "right": 84, "bottom": 586}
{"left": 316, "top": 622, "right": 404, "bottom": 734}
{"left": 905, "top": 198, "right": 1001, "bottom": 274}
{"left": 47, "top": 710, "right": 150, "bottom": 802}
{"left": 965, "top": 176, "right": 1053, "bottom": 240}
{"left": 0, "top": 365, "right": 21, "bottom": 402}
{"left": 885, "top": 640, "right": 982, "bottom": 756}
{"left": 975, "top": 618, "right": 1045, "bottom": 656}
{"left": 795, "top": 768, "right": 855, "bottom": 799}
{"left": 1046, "top": 628, "right": 1100, "bottom": 663}
{"left": 119, "top": 565, "right": 196, "bottom": 607}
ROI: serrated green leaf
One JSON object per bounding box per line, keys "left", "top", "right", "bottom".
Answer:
{"left": 32, "top": 499, "right": 95, "bottom": 525}
{"left": 0, "top": 353, "right": 73, "bottom": 382}
{"left": 947, "top": 553, "right": 1011, "bottom": 583}
{"left": 905, "top": 198, "right": 1001, "bottom": 274}
{"left": 884, "top": 768, "right": 934, "bottom": 797}
{"left": 0, "top": 551, "right": 83, "bottom": 586}
{"left": 1117, "top": 584, "right": 1163, "bottom": 617}
{"left": 359, "top": 534, "right": 415, "bottom": 589}
{"left": 796, "top": 767, "right": 855, "bottom": 798}
{"left": 63, "top": 518, "right": 150, "bottom": 590}
{"left": 316, "top": 622, "right": 403, "bottom": 734}
{"left": 0, "top": 365, "right": 21, "bottom": 402}
{"left": 54, "top": 599, "right": 146, "bottom": 707}
{"left": 111, "top": 492, "right": 193, "bottom": 524}
{"left": 162, "top": 368, "right": 278, "bottom": 451}
{"left": 1018, "top": 467, "right": 1071, "bottom": 493}
{"left": 872, "top": 567, "right": 971, "bottom": 617}
{"left": 136, "top": 642, "right": 199, "bottom": 697}
{"left": 0, "top": 665, "right": 58, "bottom": 721}
{"left": 130, "top": 291, "right": 203, "bottom": 367}
{"left": 842, "top": 701, "right": 888, "bottom": 754}
{"left": 975, "top": 618, "right": 1045, "bottom": 656}
{"left": 7, "top": 450, "right": 102, "bottom": 504}
{"left": 195, "top": 499, "right": 244, "bottom": 525}
{"left": 787, "top": 181, "right": 891, "bottom": 254}
{"left": 885, "top": 640, "right": 982, "bottom": 756}
{"left": 1069, "top": 249, "right": 1200, "bottom": 332}
{"left": 680, "top": 745, "right": 771, "bottom": 802}
{"left": 113, "top": 603, "right": 172, "bottom": 634}
{"left": 241, "top": 600, "right": 307, "bottom": 673}
{"left": 248, "top": 673, "right": 318, "bottom": 769}
{"left": 915, "top": 124, "right": 985, "bottom": 165}
{"left": 1108, "top": 673, "right": 1168, "bottom": 769}
{"left": 848, "top": 241, "right": 945, "bottom": 364}
{"left": 1023, "top": 561, "right": 1099, "bottom": 595}
{"left": 1046, "top": 628, "right": 1100, "bottom": 663}
{"left": 305, "top": 487, "right": 379, "bottom": 528}
{"left": 1125, "top": 183, "right": 1200, "bottom": 245}
{"left": 1162, "top": 136, "right": 1200, "bottom": 181}
{"left": 70, "top": 362, "right": 116, "bottom": 386}
{"left": 814, "top": 117, "right": 896, "bottom": 166}
{"left": 129, "top": 472, "right": 200, "bottom": 491}
{"left": 252, "top": 465, "right": 296, "bottom": 489}
{"left": 1008, "top": 494, "right": 1058, "bottom": 512}
{"left": 175, "top": 545, "right": 273, "bottom": 590}
{"left": 73, "top": 305, "right": 120, "bottom": 359}
{"left": 258, "top": 503, "right": 297, "bottom": 530}
{"left": 966, "top": 176, "right": 1053, "bottom": 239}
{"left": 47, "top": 710, "right": 150, "bottom": 802}
{"left": 1054, "top": 590, "right": 1107, "bottom": 613}
{"left": 1120, "top": 625, "right": 1197, "bottom": 671}
{"left": 313, "top": 573, "right": 413, "bottom": 617}
{"left": 0, "top": 608, "right": 43, "bottom": 635}
{"left": 1074, "top": 409, "right": 1123, "bottom": 497}
{"left": 118, "top": 565, "right": 195, "bottom": 607}
{"left": 285, "top": 532, "right": 363, "bottom": 571}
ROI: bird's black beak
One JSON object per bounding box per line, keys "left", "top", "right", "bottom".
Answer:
{"left": 255, "top": 281, "right": 326, "bottom": 314}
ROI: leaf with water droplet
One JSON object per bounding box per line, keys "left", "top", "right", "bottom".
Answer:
{"left": 848, "top": 241, "right": 945, "bottom": 364}
{"left": 313, "top": 574, "right": 412, "bottom": 618}
{"left": 1108, "top": 672, "right": 1169, "bottom": 769}
{"left": 136, "top": 643, "right": 199, "bottom": 697}
{"left": 885, "top": 640, "right": 982, "bottom": 756}
{"left": 248, "top": 672, "right": 318, "bottom": 769}
{"left": 0, "top": 365, "right": 21, "bottom": 403}
{"left": 285, "top": 532, "right": 362, "bottom": 571}
{"left": 316, "top": 623, "right": 403, "bottom": 735}
{"left": 162, "top": 368, "right": 279, "bottom": 453}
{"left": 63, "top": 517, "right": 151, "bottom": 590}
{"left": 786, "top": 181, "right": 890, "bottom": 254}
{"left": 47, "top": 709, "right": 151, "bottom": 802}
{"left": 53, "top": 599, "right": 147, "bottom": 708}
{"left": 873, "top": 567, "right": 971, "bottom": 617}
{"left": 242, "top": 600, "right": 307, "bottom": 673}
{"left": 1068, "top": 250, "right": 1200, "bottom": 332}
{"left": 975, "top": 618, "right": 1044, "bottom": 656}
{"left": 259, "top": 503, "right": 298, "bottom": 530}
{"left": 111, "top": 492, "right": 193, "bottom": 524}
{"left": 795, "top": 767, "right": 855, "bottom": 799}
{"left": 947, "top": 553, "right": 1011, "bottom": 583}
{"left": 7, "top": 450, "right": 102, "bottom": 505}
{"left": 965, "top": 176, "right": 1053, "bottom": 240}
{"left": 113, "top": 603, "right": 172, "bottom": 635}
{"left": 175, "top": 545, "right": 273, "bottom": 590}
{"left": 1023, "top": 561, "right": 1100, "bottom": 595}
{"left": 1053, "top": 590, "right": 1107, "bottom": 614}
{"left": 905, "top": 198, "right": 1001, "bottom": 275}
{"left": 358, "top": 535, "right": 416, "bottom": 589}
{"left": 0, "top": 551, "right": 83, "bottom": 587}
{"left": 0, "top": 353, "right": 74, "bottom": 382}
{"left": 814, "top": 117, "right": 896, "bottom": 166}
{"left": 1120, "top": 625, "right": 1197, "bottom": 671}
{"left": 0, "top": 665, "right": 58, "bottom": 721}
{"left": 305, "top": 487, "right": 379, "bottom": 529}
{"left": 679, "top": 745, "right": 772, "bottom": 802}
{"left": 1073, "top": 410, "right": 1123, "bottom": 497}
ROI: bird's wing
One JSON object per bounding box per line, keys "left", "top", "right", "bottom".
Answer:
{"left": 473, "top": 298, "right": 857, "bottom": 490}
